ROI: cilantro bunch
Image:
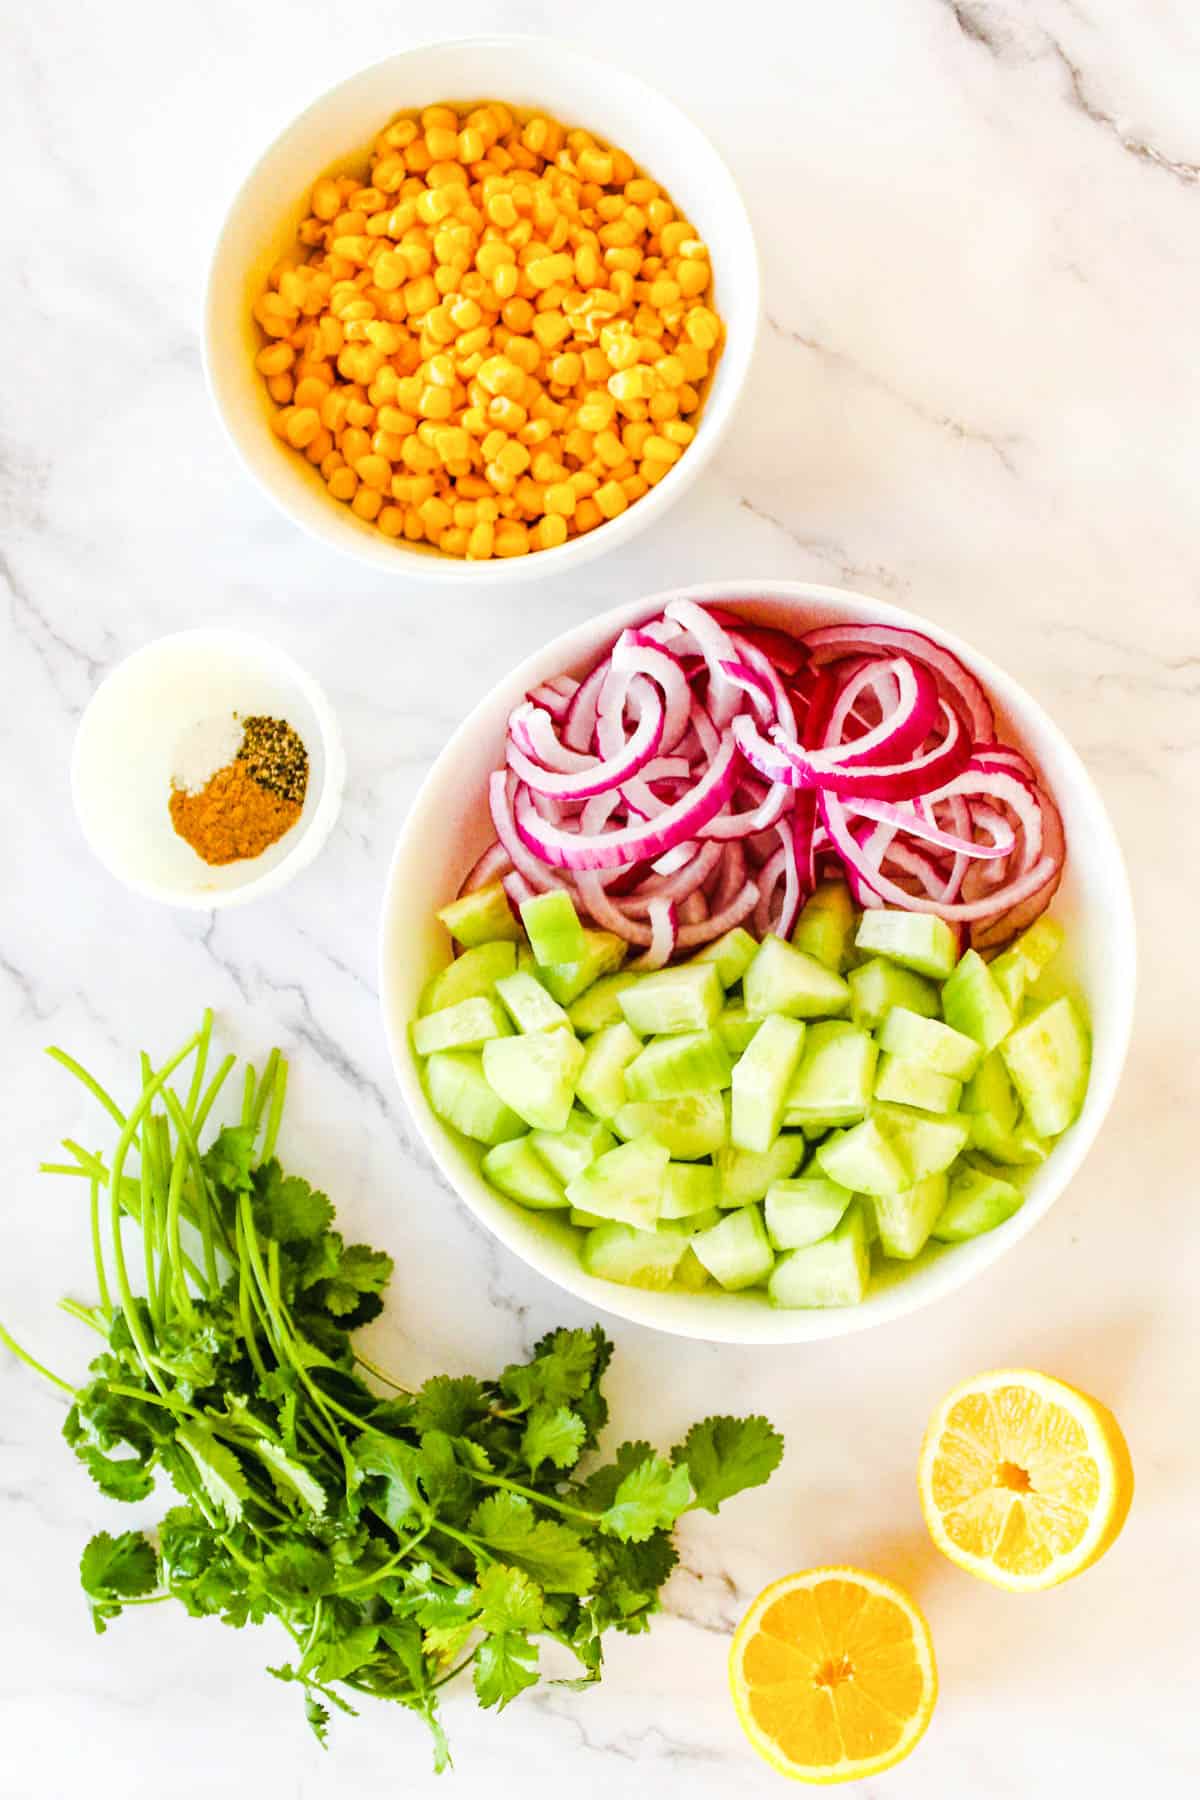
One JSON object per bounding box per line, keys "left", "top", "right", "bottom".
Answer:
{"left": 0, "top": 1016, "right": 783, "bottom": 1766}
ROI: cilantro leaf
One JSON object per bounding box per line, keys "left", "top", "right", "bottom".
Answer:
{"left": 500, "top": 1327, "right": 602, "bottom": 1410}
{"left": 256, "top": 1439, "right": 328, "bottom": 1516}
{"left": 80, "top": 1530, "right": 158, "bottom": 1600}
{"left": 520, "top": 1404, "right": 586, "bottom": 1474}
{"left": 73, "top": 1443, "right": 156, "bottom": 1503}
{"left": 411, "top": 1374, "right": 489, "bottom": 1436}
{"left": 671, "top": 1415, "right": 784, "bottom": 1513}
{"left": 469, "top": 1493, "right": 597, "bottom": 1595}
{"left": 252, "top": 1161, "right": 334, "bottom": 1245}
{"left": 355, "top": 1436, "right": 428, "bottom": 1531}
{"left": 474, "top": 1631, "right": 539, "bottom": 1710}
{"left": 312, "top": 1624, "right": 379, "bottom": 1685}
{"left": 575, "top": 1440, "right": 655, "bottom": 1513}
{"left": 174, "top": 1423, "right": 250, "bottom": 1523}
{"left": 202, "top": 1124, "right": 257, "bottom": 1197}
{"left": 474, "top": 1564, "right": 544, "bottom": 1635}
{"left": 600, "top": 1455, "right": 692, "bottom": 1542}
{"left": 305, "top": 1696, "right": 330, "bottom": 1748}
{"left": 318, "top": 1243, "right": 394, "bottom": 1317}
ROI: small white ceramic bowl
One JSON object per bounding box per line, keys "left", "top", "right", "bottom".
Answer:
{"left": 204, "top": 36, "right": 759, "bottom": 585}
{"left": 73, "top": 629, "right": 345, "bottom": 909}
{"left": 380, "top": 581, "right": 1136, "bottom": 1344}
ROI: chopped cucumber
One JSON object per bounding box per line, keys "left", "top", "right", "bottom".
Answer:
{"left": 730, "top": 1015, "right": 807, "bottom": 1152}
{"left": 691, "top": 1205, "right": 775, "bottom": 1291}
{"left": 717, "top": 1007, "right": 762, "bottom": 1054}
{"left": 816, "top": 1117, "right": 910, "bottom": 1197}
{"left": 873, "top": 1104, "right": 970, "bottom": 1181}
{"left": 411, "top": 995, "right": 512, "bottom": 1057}
{"left": 538, "top": 930, "right": 627, "bottom": 1005}
{"left": 855, "top": 910, "right": 958, "bottom": 980}
{"left": 566, "top": 1135, "right": 669, "bottom": 1228}
{"left": 420, "top": 941, "right": 518, "bottom": 1015}
{"left": 520, "top": 890, "right": 586, "bottom": 967}
{"left": 970, "top": 1114, "right": 1048, "bottom": 1166}
{"left": 567, "top": 972, "right": 641, "bottom": 1035}
{"left": 517, "top": 944, "right": 536, "bottom": 974}
{"left": 769, "top": 1201, "right": 869, "bottom": 1308}
{"left": 437, "top": 882, "right": 521, "bottom": 948}
{"left": 481, "top": 1029, "right": 585, "bottom": 1132}
{"left": 874, "top": 1054, "right": 962, "bottom": 1116}
{"left": 783, "top": 1021, "right": 878, "bottom": 1128}
{"left": 744, "top": 935, "right": 851, "bottom": 1020}
{"left": 991, "top": 916, "right": 1066, "bottom": 1011}
{"left": 581, "top": 1220, "right": 687, "bottom": 1289}
{"left": 575, "top": 1022, "right": 642, "bottom": 1121}
{"left": 1000, "top": 996, "right": 1090, "bottom": 1138}
{"left": 932, "top": 1164, "right": 1023, "bottom": 1241}
{"left": 625, "top": 1028, "right": 733, "bottom": 1102}
{"left": 764, "top": 1176, "right": 853, "bottom": 1250}
{"left": 961, "top": 1050, "right": 1019, "bottom": 1132}
{"left": 716, "top": 1133, "right": 807, "bottom": 1206}
{"left": 691, "top": 925, "right": 759, "bottom": 988}
{"left": 673, "top": 1245, "right": 712, "bottom": 1291}
{"left": 425, "top": 1050, "right": 525, "bottom": 1146}
{"left": 494, "top": 970, "right": 571, "bottom": 1033}
{"left": 848, "top": 957, "right": 940, "bottom": 1031}
{"left": 791, "top": 879, "right": 855, "bottom": 971}
{"left": 874, "top": 1172, "right": 948, "bottom": 1260}
{"left": 569, "top": 1206, "right": 605, "bottom": 1228}
{"left": 480, "top": 1137, "right": 568, "bottom": 1209}
{"left": 612, "top": 1092, "right": 728, "bottom": 1160}
{"left": 878, "top": 1007, "right": 982, "bottom": 1080}
{"left": 941, "top": 949, "right": 1014, "bottom": 1053}
{"left": 618, "top": 961, "right": 723, "bottom": 1035}
{"left": 530, "top": 1110, "right": 615, "bottom": 1183}
{"left": 659, "top": 1162, "right": 722, "bottom": 1220}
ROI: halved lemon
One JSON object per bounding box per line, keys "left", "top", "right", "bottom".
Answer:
{"left": 918, "top": 1368, "right": 1134, "bottom": 1591}
{"left": 729, "top": 1567, "right": 937, "bottom": 1784}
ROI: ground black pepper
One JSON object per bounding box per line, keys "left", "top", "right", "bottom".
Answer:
{"left": 236, "top": 715, "right": 309, "bottom": 805}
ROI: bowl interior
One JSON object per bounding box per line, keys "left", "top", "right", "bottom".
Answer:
{"left": 73, "top": 631, "right": 340, "bottom": 906}
{"left": 380, "top": 581, "right": 1135, "bottom": 1344}
{"left": 205, "top": 37, "right": 759, "bottom": 580}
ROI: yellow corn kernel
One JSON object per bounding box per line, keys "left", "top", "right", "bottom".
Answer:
{"left": 608, "top": 366, "right": 658, "bottom": 404}
{"left": 603, "top": 335, "right": 640, "bottom": 373}
{"left": 543, "top": 482, "right": 576, "bottom": 517}
{"left": 439, "top": 525, "right": 468, "bottom": 555}
{"left": 573, "top": 497, "right": 603, "bottom": 534}
{"left": 267, "top": 373, "right": 294, "bottom": 404}
{"left": 574, "top": 243, "right": 602, "bottom": 288}
{"left": 495, "top": 439, "right": 530, "bottom": 477}
{"left": 504, "top": 335, "right": 541, "bottom": 374}
{"left": 621, "top": 473, "right": 649, "bottom": 503}
{"left": 622, "top": 420, "right": 655, "bottom": 458}
{"left": 404, "top": 275, "right": 439, "bottom": 316}
{"left": 648, "top": 390, "right": 680, "bottom": 422}
{"left": 494, "top": 519, "right": 530, "bottom": 557}
{"left": 453, "top": 499, "right": 479, "bottom": 528}
{"left": 283, "top": 407, "right": 321, "bottom": 449}
{"left": 675, "top": 258, "right": 709, "bottom": 298}
{"left": 531, "top": 310, "right": 571, "bottom": 349}
{"left": 576, "top": 147, "right": 614, "bottom": 184}
{"left": 641, "top": 456, "right": 673, "bottom": 485}
{"left": 354, "top": 453, "right": 391, "bottom": 491}
{"left": 351, "top": 487, "right": 383, "bottom": 522}
{"left": 432, "top": 425, "right": 471, "bottom": 463}
{"left": 476, "top": 240, "right": 516, "bottom": 280}
{"left": 605, "top": 246, "right": 643, "bottom": 276}
{"left": 662, "top": 418, "right": 696, "bottom": 447}
{"left": 416, "top": 385, "right": 452, "bottom": 420}
{"left": 594, "top": 479, "right": 628, "bottom": 520}
{"left": 609, "top": 269, "right": 635, "bottom": 305}
{"left": 490, "top": 262, "right": 518, "bottom": 301}
{"left": 369, "top": 430, "right": 406, "bottom": 460}
{"left": 340, "top": 425, "right": 372, "bottom": 464}
{"left": 401, "top": 436, "right": 438, "bottom": 472}
{"left": 487, "top": 395, "right": 527, "bottom": 431}
{"left": 678, "top": 381, "right": 701, "bottom": 412}
{"left": 327, "top": 466, "right": 358, "bottom": 502}
{"left": 419, "top": 494, "right": 454, "bottom": 533}
{"left": 424, "top": 306, "right": 459, "bottom": 346}
{"left": 684, "top": 307, "right": 720, "bottom": 350}
{"left": 642, "top": 434, "right": 682, "bottom": 465}
{"left": 423, "top": 352, "right": 455, "bottom": 389}
{"left": 676, "top": 343, "right": 710, "bottom": 383}
{"left": 563, "top": 426, "right": 594, "bottom": 462}
{"left": 526, "top": 251, "right": 573, "bottom": 291}
{"left": 256, "top": 342, "right": 295, "bottom": 377}
{"left": 458, "top": 126, "right": 485, "bottom": 163}
{"left": 530, "top": 514, "right": 568, "bottom": 551}
{"left": 575, "top": 391, "right": 615, "bottom": 433}
{"left": 660, "top": 220, "right": 693, "bottom": 257}
{"left": 592, "top": 429, "right": 626, "bottom": 468}
{"left": 311, "top": 177, "right": 342, "bottom": 221}
{"left": 477, "top": 355, "right": 523, "bottom": 398}
{"left": 532, "top": 450, "right": 569, "bottom": 484}
{"left": 375, "top": 504, "right": 404, "bottom": 538}
{"left": 648, "top": 278, "right": 680, "bottom": 309}
{"left": 466, "top": 520, "right": 495, "bottom": 560}
{"left": 448, "top": 295, "right": 483, "bottom": 331}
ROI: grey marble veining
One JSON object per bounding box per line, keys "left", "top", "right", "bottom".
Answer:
{"left": 2, "top": 0, "right": 1197, "bottom": 1794}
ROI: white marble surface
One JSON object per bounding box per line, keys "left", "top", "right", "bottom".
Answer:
{"left": 2, "top": 0, "right": 1198, "bottom": 1793}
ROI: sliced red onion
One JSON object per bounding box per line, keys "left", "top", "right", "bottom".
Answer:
{"left": 820, "top": 658, "right": 939, "bottom": 768}
{"left": 489, "top": 771, "right": 561, "bottom": 894}
{"left": 507, "top": 680, "right": 664, "bottom": 800}
{"left": 459, "top": 840, "right": 513, "bottom": 895}
{"left": 677, "top": 890, "right": 709, "bottom": 926}
{"left": 526, "top": 676, "right": 578, "bottom": 720}
{"left": 562, "top": 660, "right": 607, "bottom": 752}
{"left": 802, "top": 623, "right": 994, "bottom": 742}
{"left": 630, "top": 898, "right": 678, "bottom": 970}
{"left": 610, "top": 630, "right": 693, "bottom": 751}
{"left": 727, "top": 634, "right": 798, "bottom": 739}
{"left": 839, "top": 795, "right": 1015, "bottom": 860}
{"left": 664, "top": 597, "right": 744, "bottom": 726}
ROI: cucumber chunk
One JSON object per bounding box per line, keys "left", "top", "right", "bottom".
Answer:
{"left": 420, "top": 941, "right": 518, "bottom": 1015}
{"left": 961, "top": 1050, "right": 1019, "bottom": 1133}
{"left": 425, "top": 1051, "right": 525, "bottom": 1145}
{"left": 1000, "top": 996, "right": 1090, "bottom": 1137}
{"left": 619, "top": 961, "right": 723, "bottom": 1035}
{"left": 575, "top": 1022, "right": 642, "bottom": 1121}
{"left": 970, "top": 1114, "right": 1048, "bottom": 1166}
{"left": 659, "top": 1162, "right": 722, "bottom": 1219}
{"left": 494, "top": 970, "right": 571, "bottom": 1033}
{"left": 717, "top": 1007, "right": 762, "bottom": 1054}
{"left": 941, "top": 949, "right": 1014, "bottom": 1053}
{"left": 769, "top": 1201, "right": 869, "bottom": 1308}
{"left": 567, "top": 972, "right": 641, "bottom": 1035}
{"left": 764, "top": 1176, "right": 853, "bottom": 1250}
{"left": 874, "top": 1054, "right": 962, "bottom": 1116}
{"left": 672, "top": 1245, "right": 712, "bottom": 1291}
{"left": 530, "top": 1109, "right": 615, "bottom": 1183}
{"left": 848, "top": 958, "right": 940, "bottom": 1031}
{"left": 816, "top": 1117, "right": 910, "bottom": 1197}
{"left": 873, "top": 1104, "right": 971, "bottom": 1181}
{"left": 520, "top": 890, "right": 587, "bottom": 967}
{"left": 538, "top": 930, "right": 627, "bottom": 1005}
{"left": 569, "top": 1207, "right": 606, "bottom": 1228}
{"left": 791, "top": 880, "right": 855, "bottom": 971}
{"left": 855, "top": 909, "right": 958, "bottom": 980}
{"left": 411, "top": 995, "right": 512, "bottom": 1057}
{"left": 744, "top": 935, "right": 851, "bottom": 1020}
{"left": 482, "top": 1028, "right": 585, "bottom": 1132}
{"left": 990, "top": 916, "right": 1066, "bottom": 1013}
{"left": 625, "top": 1028, "right": 733, "bottom": 1102}
{"left": 784, "top": 1022, "right": 878, "bottom": 1128}
{"left": 581, "top": 1220, "right": 687, "bottom": 1289}
{"left": 437, "top": 882, "right": 521, "bottom": 948}
{"left": 730, "top": 1015, "right": 807, "bottom": 1152}
{"left": 878, "top": 1008, "right": 982, "bottom": 1080}
{"left": 932, "top": 1165, "right": 1023, "bottom": 1241}
{"left": 612, "top": 1092, "right": 728, "bottom": 1160}
{"left": 481, "top": 1137, "right": 568, "bottom": 1209}
{"left": 566, "top": 1134, "right": 669, "bottom": 1228}
{"left": 691, "top": 925, "right": 759, "bottom": 988}
{"left": 873, "top": 1172, "right": 948, "bottom": 1260}
{"left": 691, "top": 1205, "right": 775, "bottom": 1291}
{"left": 716, "top": 1133, "right": 807, "bottom": 1206}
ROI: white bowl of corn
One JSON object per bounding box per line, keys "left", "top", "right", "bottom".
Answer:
{"left": 204, "top": 35, "right": 760, "bottom": 582}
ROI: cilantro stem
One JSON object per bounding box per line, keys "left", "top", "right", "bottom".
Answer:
{"left": 58, "top": 1298, "right": 106, "bottom": 1334}
{"left": 469, "top": 1470, "right": 598, "bottom": 1526}
{"left": 162, "top": 1088, "right": 224, "bottom": 1289}
{"left": 88, "top": 1170, "right": 112, "bottom": 1319}
{"left": 0, "top": 1318, "right": 74, "bottom": 1394}
{"left": 235, "top": 1204, "right": 271, "bottom": 1388}
{"left": 352, "top": 1351, "right": 414, "bottom": 1395}
{"left": 241, "top": 1063, "right": 257, "bottom": 1129}
{"left": 45, "top": 1047, "right": 126, "bottom": 1129}
{"left": 192, "top": 1053, "right": 236, "bottom": 1137}
{"left": 262, "top": 1058, "right": 288, "bottom": 1162}
{"left": 185, "top": 1009, "right": 213, "bottom": 1123}
{"left": 137, "top": 1071, "right": 160, "bottom": 1323}
{"left": 164, "top": 1126, "right": 198, "bottom": 1327}
{"left": 334, "top": 1526, "right": 430, "bottom": 1596}
{"left": 252, "top": 1050, "right": 280, "bottom": 1135}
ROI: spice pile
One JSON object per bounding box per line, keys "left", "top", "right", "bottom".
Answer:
{"left": 169, "top": 714, "right": 309, "bottom": 866}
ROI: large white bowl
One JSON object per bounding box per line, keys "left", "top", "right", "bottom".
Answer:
{"left": 204, "top": 36, "right": 759, "bottom": 585}
{"left": 380, "top": 582, "right": 1135, "bottom": 1343}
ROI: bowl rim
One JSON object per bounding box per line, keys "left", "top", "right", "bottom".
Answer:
{"left": 201, "top": 33, "right": 762, "bottom": 585}
{"left": 71, "top": 626, "right": 347, "bottom": 911}
{"left": 379, "top": 579, "right": 1137, "bottom": 1343}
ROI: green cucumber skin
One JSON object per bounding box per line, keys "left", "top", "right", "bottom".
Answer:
{"left": 625, "top": 1028, "right": 734, "bottom": 1103}
{"left": 538, "top": 930, "right": 627, "bottom": 1006}
{"left": 575, "top": 1023, "right": 643, "bottom": 1122}
{"left": 874, "top": 1054, "right": 963, "bottom": 1116}
{"left": 425, "top": 1051, "right": 525, "bottom": 1146}
{"left": 941, "top": 950, "right": 1014, "bottom": 1053}
{"left": 1000, "top": 997, "right": 1090, "bottom": 1138}
{"left": 520, "top": 890, "right": 587, "bottom": 968}
{"left": 568, "top": 972, "right": 642, "bottom": 1035}
{"left": 691, "top": 926, "right": 758, "bottom": 988}
{"left": 619, "top": 962, "right": 724, "bottom": 1036}
{"left": 744, "top": 936, "right": 851, "bottom": 1021}
{"left": 730, "top": 1015, "right": 807, "bottom": 1153}
{"left": 854, "top": 910, "right": 958, "bottom": 981}
{"left": 877, "top": 1008, "right": 982, "bottom": 1081}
